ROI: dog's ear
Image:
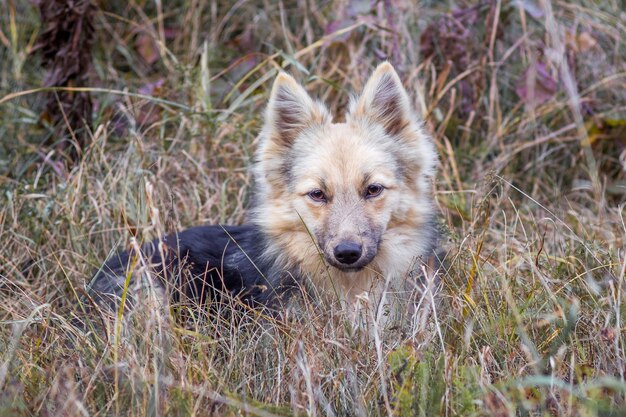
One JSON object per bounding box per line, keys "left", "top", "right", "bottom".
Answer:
{"left": 349, "top": 62, "right": 416, "bottom": 138}
{"left": 263, "top": 72, "right": 329, "bottom": 148}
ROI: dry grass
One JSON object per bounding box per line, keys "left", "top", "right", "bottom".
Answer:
{"left": 1, "top": 0, "right": 625, "bottom": 415}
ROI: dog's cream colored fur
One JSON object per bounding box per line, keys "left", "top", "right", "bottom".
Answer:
{"left": 250, "top": 63, "right": 438, "bottom": 317}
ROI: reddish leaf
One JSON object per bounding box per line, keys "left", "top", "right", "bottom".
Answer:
{"left": 138, "top": 78, "right": 165, "bottom": 96}
{"left": 515, "top": 62, "right": 558, "bottom": 108}
{"left": 136, "top": 33, "right": 159, "bottom": 65}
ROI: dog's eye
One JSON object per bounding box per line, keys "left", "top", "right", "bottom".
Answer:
{"left": 308, "top": 189, "right": 327, "bottom": 202}
{"left": 365, "top": 184, "right": 384, "bottom": 198}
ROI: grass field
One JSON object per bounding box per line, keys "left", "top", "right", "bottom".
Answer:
{"left": 1, "top": 0, "right": 625, "bottom": 415}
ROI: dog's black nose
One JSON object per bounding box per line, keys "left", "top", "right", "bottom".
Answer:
{"left": 334, "top": 243, "right": 362, "bottom": 265}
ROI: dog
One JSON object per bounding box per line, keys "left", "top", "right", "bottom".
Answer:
{"left": 87, "top": 62, "right": 439, "bottom": 324}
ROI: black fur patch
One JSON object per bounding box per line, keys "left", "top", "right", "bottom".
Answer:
{"left": 87, "top": 225, "right": 280, "bottom": 313}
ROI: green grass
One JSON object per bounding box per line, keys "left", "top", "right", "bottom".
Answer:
{"left": 1, "top": 0, "right": 625, "bottom": 415}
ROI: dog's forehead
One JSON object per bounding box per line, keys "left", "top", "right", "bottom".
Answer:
{"left": 298, "top": 123, "right": 375, "bottom": 156}
{"left": 292, "top": 122, "right": 397, "bottom": 184}
{"left": 326, "top": 121, "right": 370, "bottom": 142}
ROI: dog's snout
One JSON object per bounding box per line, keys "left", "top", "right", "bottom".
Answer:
{"left": 333, "top": 242, "right": 362, "bottom": 265}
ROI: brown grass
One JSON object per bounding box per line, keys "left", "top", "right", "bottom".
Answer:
{"left": 1, "top": 0, "right": 625, "bottom": 415}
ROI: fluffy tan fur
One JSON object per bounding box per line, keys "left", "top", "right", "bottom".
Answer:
{"left": 251, "top": 63, "right": 438, "bottom": 318}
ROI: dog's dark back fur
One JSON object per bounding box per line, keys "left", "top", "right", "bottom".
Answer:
{"left": 88, "top": 225, "right": 281, "bottom": 313}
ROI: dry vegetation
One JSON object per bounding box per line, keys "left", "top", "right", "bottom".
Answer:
{"left": 1, "top": 0, "right": 626, "bottom": 415}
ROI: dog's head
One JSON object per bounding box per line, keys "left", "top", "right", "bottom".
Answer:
{"left": 252, "top": 63, "right": 437, "bottom": 275}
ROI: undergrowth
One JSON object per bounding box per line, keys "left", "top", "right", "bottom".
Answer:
{"left": 1, "top": 0, "right": 625, "bottom": 415}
